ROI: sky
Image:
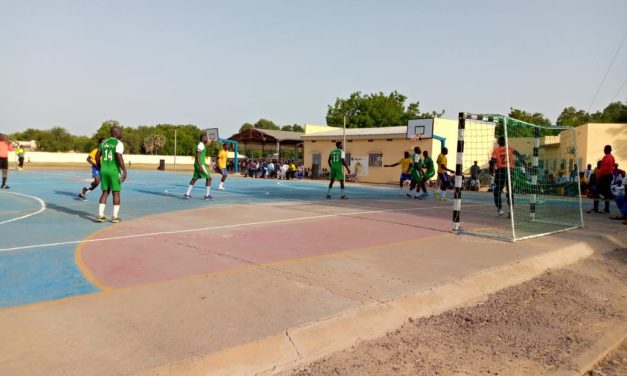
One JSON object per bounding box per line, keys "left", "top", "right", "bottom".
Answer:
{"left": 1, "top": 0, "right": 627, "bottom": 136}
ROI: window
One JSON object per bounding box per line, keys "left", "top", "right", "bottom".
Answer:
{"left": 312, "top": 152, "right": 321, "bottom": 172}
{"left": 369, "top": 153, "right": 383, "bottom": 167}
{"left": 345, "top": 153, "right": 351, "bottom": 165}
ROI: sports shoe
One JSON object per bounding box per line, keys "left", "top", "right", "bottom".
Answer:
{"left": 183, "top": 194, "right": 192, "bottom": 199}
{"left": 96, "top": 215, "right": 107, "bottom": 222}
{"left": 420, "top": 192, "right": 429, "bottom": 198}
{"left": 433, "top": 191, "right": 440, "bottom": 200}
{"left": 326, "top": 194, "right": 332, "bottom": 199}
{"left": 340, "top": 195, "right": 349, "bottom": 200}
{"left": 498, "top": 208, "right": 504, "bottom": 216}
{"left": 0, "top": 185, "right": 10, "bottom": 189}
{"left": 414, "top": 195, "right": 423, "bottom": 200}
{"left": 111, "top": 217, "right": 121, "bottom": 223}
{"left": 440, "top": 196, "right": 448, "bottom": 201}
{"left": 204, "top": 195, "right": 214, "bottom": 200}
{"left": 78, "top": 192, "right": 86, "bottom": 200}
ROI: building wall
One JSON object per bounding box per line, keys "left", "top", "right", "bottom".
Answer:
{"left": 500, "top": 124, "right": 626, "bottom": 175}
{"left": 576, "top": 123, "right": 626, "bottom": 169}
{"left": 304, "top": 138, "right": 436, "bottom": 184}
{"left": 302, "top": 118, "right": 462, "bottom": 184}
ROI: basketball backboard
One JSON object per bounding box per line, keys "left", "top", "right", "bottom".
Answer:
{"left": 205, "top": 128, "right": 220, "bottom": 142}
{"left": 407, "top": 118, "right": 434, "bottom": 140}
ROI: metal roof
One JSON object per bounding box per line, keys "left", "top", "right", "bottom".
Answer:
{"left": 302, "top": 126, "right": 408, "bottom": 140}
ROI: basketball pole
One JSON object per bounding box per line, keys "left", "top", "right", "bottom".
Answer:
{"left": 343, "top": 116, "right": 347, "bottom": 186}
{"left": 173, "top": 129, "right": 177, "bottom": 171}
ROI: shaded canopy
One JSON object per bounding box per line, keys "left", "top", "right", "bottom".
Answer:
{"left": 228, "top": 128, "right": 303, "bottom": 143}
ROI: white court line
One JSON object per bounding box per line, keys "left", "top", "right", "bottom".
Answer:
{"left": 0, "top": 203, "right": 490, "bottom": 253}
{"left": 0, "top": 192, "right": 47, "bottom": 225}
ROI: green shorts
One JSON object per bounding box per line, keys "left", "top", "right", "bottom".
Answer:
{"left": 330, "top": 167, "right": 344, "bottom": 181}
{"left": 423, "top": 171, "right": 435, "bottom": 181}
{"left": 411, "top": 169, "right": 423, "bottom": 182}
{"left": 101, "top": 170, "right": 122, "bottom": 192}
{"left": 193, "top": 165, "right": 211, "bottom": 179}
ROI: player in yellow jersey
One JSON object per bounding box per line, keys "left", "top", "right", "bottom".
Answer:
{"left": 434, "top": 147, "right": 455, "bottom": 201}
{"left": 78, "top": 138, "right": 104, "bottom": 200}
{"left": 384, "top": 151, "right": 413, "bottom": 195}
{"left": 217, "top": 143, "right": 229, "bottom": 190}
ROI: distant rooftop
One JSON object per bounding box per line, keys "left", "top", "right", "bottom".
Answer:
{"left": 302, "top": 125, "right": 408, "bottom": 140}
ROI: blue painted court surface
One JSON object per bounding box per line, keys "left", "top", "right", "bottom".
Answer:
{"left": 0, "top": 169, "right": 409, "bottom": 308}
{"left": 0, "top": 169, "right": 584, "bottom": 308}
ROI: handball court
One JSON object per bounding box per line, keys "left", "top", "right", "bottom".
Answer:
{"left": 0, "top": 169, "right": 625, "bottom": 376}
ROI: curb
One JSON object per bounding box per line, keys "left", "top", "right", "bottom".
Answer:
{"left": 551, "top": 329, "right": 626, "bottom": 376}
{"left": 139, "top": 234, "right": 626, "bottom": 376}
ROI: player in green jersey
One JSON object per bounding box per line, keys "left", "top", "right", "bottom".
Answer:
{"left": 406, "top": 146, "right": 423, "bottom": 199}
{"left": 326, "top": 141, "right": 351, "bottom": 199}
{"left": 419, "top": 150, "right": 436, "bottom": 198}
{"left": 95, "top": 126, "right": 127, "bottom": 223}
{"left": 184, "top": 133, "right": 213, "bottom": 200}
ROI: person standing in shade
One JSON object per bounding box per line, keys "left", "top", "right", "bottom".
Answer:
{"left": 584, "top": 163, "right": 593, "bottom": 182}
{"left": 470, "top": 160, "right": 481, "bottom": 191}
{"left": 588, "top": 145, "right": 615, "bottom": 214}
{"left": 79, "top": 138, "right": 104, "bottom": 200}
{"left": 95, "top": 126, "right": 127, "bottom": 223}
{"left": 0, "top": 134, "right": 14, "bottom": 189}
{"left": 326, "top": 141, "right": 350, "bottom": 199}
{"left": 217, "top": 143, "right": 229, "bottom": 190}
{"left": 434, "top": 147, "right": 455, "bottom": 201}
{"left": 184, "top": 133, "right": 213, "bottom": 200}
{"left": 491, "top": 136, "right": 515, "bottom": 217}
{"left": 15, "top": 144, "right": 26, "bottom": 171}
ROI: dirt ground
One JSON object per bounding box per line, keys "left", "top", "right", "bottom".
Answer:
{"left": 587, "top": 340, "right": 627, "bottom": 376}
{"left": 285, "top": 249, "right": 627, "bottom": 376}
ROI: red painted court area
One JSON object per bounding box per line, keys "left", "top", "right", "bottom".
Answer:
{"left": 78, "top": 201, "right": 453, "bottom": 289}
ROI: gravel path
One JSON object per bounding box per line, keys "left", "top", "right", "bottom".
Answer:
{"left": 284, "top": 249, "right": 627, "bottom": 376}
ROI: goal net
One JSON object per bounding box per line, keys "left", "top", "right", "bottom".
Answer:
{"left": 453, "top": 113, "right": 584, "bottom": 241}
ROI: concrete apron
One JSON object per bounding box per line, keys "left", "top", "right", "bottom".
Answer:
{"left": 1, "top": 203, "right": 625, "bottom": 376}
{"left": 137, "top": 225, "right": 627, "bottom": 375}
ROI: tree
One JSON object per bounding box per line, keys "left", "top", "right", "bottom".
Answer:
{"left": 93, "top": 120, "right": 121, "bottom": 144}
{"left": 556, "top": 107, "right": 591, "bottom": 127}
{"left": 326, "top": 91, "right": 431, "bottom": 128}
{"left": 37, "top": 127, "right": 74, "bottom": 151}
{"left": 507, "top": 108, "right": 552, "bottom": 126}
{"left": 495, "top": 108, "right": 556, "bottom": 137}
{"left": 143, "top": 134, "right": 167, "bottom": 155}
{"left": 280, "top": 124, "right": 304, "bottom": 132}
{"left": 590, "top": 101, "right": 627, "bottom": 123}
{"left": 254, "top": 119, "right": 279, "bottom": 130}
{"left": 239, "top": 123, "right": 254, "bottom": 132}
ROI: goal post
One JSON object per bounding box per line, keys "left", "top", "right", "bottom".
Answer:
{"left": 453, "top": 112, "right": 584, "bottom": 241}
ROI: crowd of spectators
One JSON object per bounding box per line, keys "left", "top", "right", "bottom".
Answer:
{"left": 238, "top": 159, "right": 312, "bottom": 180}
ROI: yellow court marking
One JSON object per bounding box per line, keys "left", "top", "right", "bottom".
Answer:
{"left": 73, "top": 225, "right": 115, "bottom": 292}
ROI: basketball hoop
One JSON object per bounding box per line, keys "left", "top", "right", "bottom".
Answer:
{"left": 411, "top": 133, "right": 422, "bottom": 142}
